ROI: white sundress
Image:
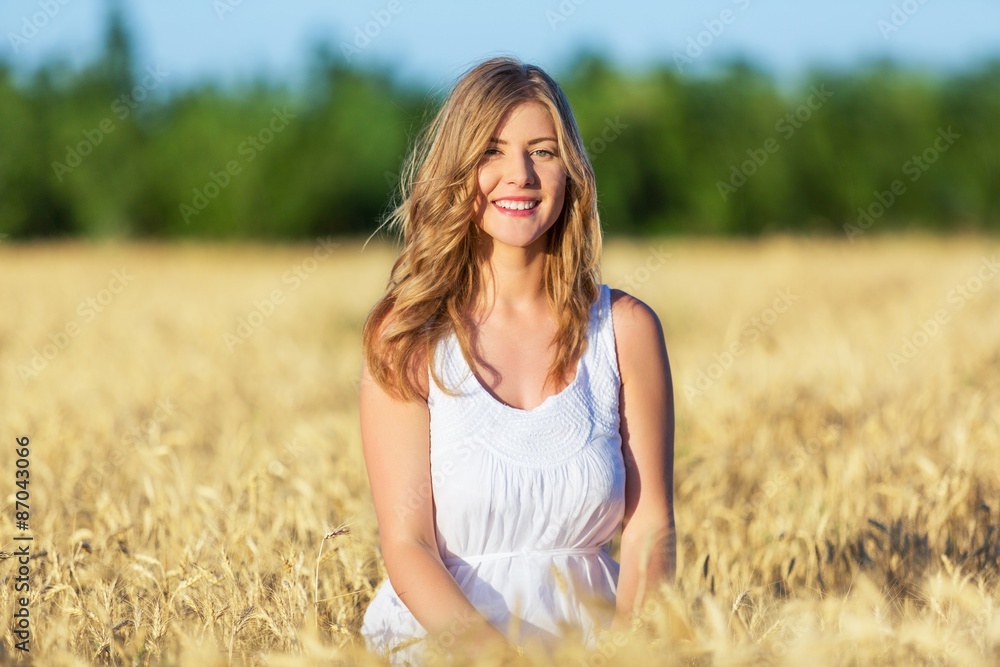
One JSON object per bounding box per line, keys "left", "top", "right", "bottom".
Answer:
{"left": 360, "top": 283, "right": 626, "bottom": 665}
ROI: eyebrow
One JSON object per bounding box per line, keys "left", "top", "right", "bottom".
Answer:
{"left": 488, "top": 136, "right": 558, "bottom": 145}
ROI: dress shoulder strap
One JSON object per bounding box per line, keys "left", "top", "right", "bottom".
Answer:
{"left": 589, "top": 283, "right": 622, "bottom": 398}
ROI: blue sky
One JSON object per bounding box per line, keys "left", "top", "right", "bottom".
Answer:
{"left": 2, "top": 0, "right": 999, "bottom": 92}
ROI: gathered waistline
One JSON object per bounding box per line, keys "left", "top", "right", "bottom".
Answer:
{"left": 442, "top": 545, "right": 607, "bottom": 565}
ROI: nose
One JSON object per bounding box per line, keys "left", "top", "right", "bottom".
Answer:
{"left": 503, "top": 151, "right": 536, "bottom": 187}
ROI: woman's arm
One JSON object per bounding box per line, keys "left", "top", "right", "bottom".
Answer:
{"left": 608, "top": 291, "right": 677, "bottom": 632}
{"left": 359, "top": 344, "right": 511, "bottom": 653}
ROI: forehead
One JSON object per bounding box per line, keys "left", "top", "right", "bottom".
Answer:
{"left": 491, "top": 101, "right": 558, "bottom": 137}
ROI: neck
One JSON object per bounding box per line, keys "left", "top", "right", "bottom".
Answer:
{"left": 472, "top": 233, "right": 550, "bottom": 322}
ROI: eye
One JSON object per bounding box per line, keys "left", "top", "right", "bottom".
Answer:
{"left": 483, "top": 147, "right": 501, "bottom": 156}
{"left": 532, "top": 148, "right": 557, "bottom": 158}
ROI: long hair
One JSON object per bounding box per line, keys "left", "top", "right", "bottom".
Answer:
{"left": 361, "top": 56, "right": 603, "bottom": 403}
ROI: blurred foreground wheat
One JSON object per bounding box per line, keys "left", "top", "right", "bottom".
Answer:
{"left": 1, "top": 233, "right": 998, "bottom": 665}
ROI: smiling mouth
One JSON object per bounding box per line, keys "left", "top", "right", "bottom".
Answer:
{"left": 493, "top": 199, "right": 540, "bottom": 211}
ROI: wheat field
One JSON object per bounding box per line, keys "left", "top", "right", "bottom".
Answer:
{"left": 1, "top": 233, "right": 999, "bottom": 666}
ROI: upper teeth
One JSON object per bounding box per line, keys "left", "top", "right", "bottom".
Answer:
{"left": 495, "top": 200, "right": 538, "bottom": 210}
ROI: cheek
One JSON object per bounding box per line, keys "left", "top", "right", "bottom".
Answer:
{"left": 550, "top": 171, "right": 568, "bottom": 204}
{"left": 473, "top": 169, "right": 492, "bottom": 217}
{"left": 479, "top": 162, "right": 501, "bottom": 190}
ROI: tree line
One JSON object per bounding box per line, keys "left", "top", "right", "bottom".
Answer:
{"left": 1, "top": 10, "right": 998, "bottom": 240}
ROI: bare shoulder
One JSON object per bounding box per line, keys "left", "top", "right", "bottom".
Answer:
{"left": 609, "top": 289, "right": 666, "bottom": 350}
{"left": 609, "top": 288, "right": 669, "bottom": 383}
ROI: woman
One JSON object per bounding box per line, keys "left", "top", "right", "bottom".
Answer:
{"left": 358, "top": 55, "right": 676, "bottom": 664}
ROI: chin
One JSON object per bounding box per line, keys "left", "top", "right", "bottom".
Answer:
{"left": 488, "top": 229, "right": 550, "bottom": 251}
{"left": 480, "top": 212, "right": 559, "bottom": 248}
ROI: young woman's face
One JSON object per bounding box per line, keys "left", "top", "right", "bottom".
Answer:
{"left": 472, "top": 101, "right": 567, "bottom": 253}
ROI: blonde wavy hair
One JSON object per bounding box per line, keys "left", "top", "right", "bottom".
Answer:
{"left": 362, "top": 55, "right": 603, "bottom": 403}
